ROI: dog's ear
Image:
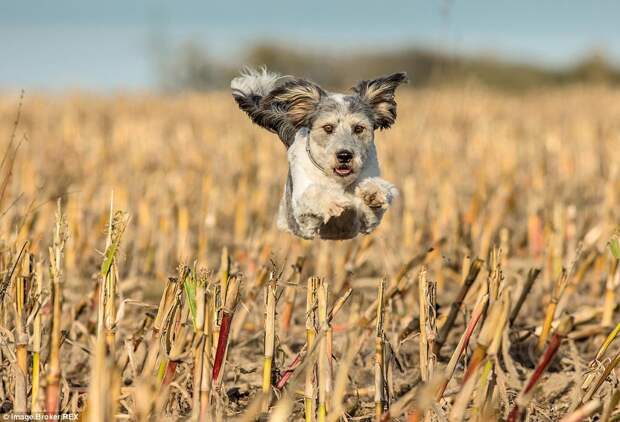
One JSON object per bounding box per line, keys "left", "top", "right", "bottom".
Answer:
{"left": 231, "top": 67, "right": 288, "bottom": 132}
{"left": 232, "top": 69, "right": 325, "bottom": 147}
{"left": 262, "top": 78, "right": 326, "bottom": 128}
{"left": 352, "top": 72, "right": 408, "bottom": 130}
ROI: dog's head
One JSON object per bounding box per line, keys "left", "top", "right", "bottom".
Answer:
{"left": 232, "top": 69, "right": 408, "bottom": 184}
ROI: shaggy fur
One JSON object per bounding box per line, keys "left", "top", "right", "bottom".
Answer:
{"left": 231, "top": 68, "right": 407, "bottom": 240}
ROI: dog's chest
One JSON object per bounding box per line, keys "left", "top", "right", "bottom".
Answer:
{"left": 316, "top": 208, "right": 360, "bottom": 240}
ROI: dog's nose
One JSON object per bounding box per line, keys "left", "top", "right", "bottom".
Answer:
{"left": 336, "top": 150, "right": 353, "bottom": 164}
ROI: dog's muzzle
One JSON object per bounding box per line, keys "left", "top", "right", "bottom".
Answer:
{"left": 334, "top": 149, "right": 354, "bottom": 177}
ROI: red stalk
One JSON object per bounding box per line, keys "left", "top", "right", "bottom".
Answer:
{"left": 275, "top": 348, "right": 306, "bottom": 389}
{"left": 162, "top": 361, "right": 178, "bottom": 386}
{"left": 212, "top": 312, "right": 233, "bottom": 382}
{"left": 507, "top": 317, "right": 572, "bottom": 422}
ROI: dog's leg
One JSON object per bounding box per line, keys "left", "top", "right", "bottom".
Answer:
{"left": 354, "top": 177, "right": 398, "bottom": 234}
{"left": 294, "top": 184, "right": 353, "bottom": 238}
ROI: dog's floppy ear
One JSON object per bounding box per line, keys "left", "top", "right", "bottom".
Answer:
{"left": 261, "top": 79, "right": 326, "bottom": 143}
{"left": 231, "top": 67, "right": 288, "bottom": 133}
{"left": 352, "top": 72, "right": 408, "bottom": 130}
{"left": 231, "top": 69, "right": 325, "bottom": 147}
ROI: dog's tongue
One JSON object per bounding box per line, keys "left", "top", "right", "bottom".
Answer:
{"left": 335, "top": 166, "right": 352, "bottom": 176}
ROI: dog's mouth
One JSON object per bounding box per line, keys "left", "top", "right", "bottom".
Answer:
{"left": 333, "top": 165, "right": 353, "bottom": 177}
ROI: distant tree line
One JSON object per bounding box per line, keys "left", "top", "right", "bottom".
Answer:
{"left": 156, "top": 41, "right": 620, "bottom": 92}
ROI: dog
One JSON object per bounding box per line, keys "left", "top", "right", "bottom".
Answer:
{"left": 231, "top": 68, "right": 407, "bottom": 240}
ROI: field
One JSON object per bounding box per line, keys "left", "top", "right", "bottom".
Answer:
{"left": 0, "top": 86, "right": 619, "bottom": 421}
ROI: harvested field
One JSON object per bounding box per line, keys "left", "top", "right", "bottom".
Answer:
{"left": 0, "top": 86, "right": 619, "bottom": 421}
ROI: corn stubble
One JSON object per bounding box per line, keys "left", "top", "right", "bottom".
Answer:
{"left": 0, "top": 87, "right": 619, "bottom": 420}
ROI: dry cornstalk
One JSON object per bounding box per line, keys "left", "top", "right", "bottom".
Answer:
{"left": 508, "top": 315, "right": 573, "bottom": 422}
{"left": 418, "top": 268, "right": 429, "bottom": 383}
{"left": 357, "top": 245, "right": 439, "bottom": 328}
{"left": 87, "top": 334, "right": 121, "bottom": 422}
{"left": 434, "top": 258, "right": 483, "bottom": 355}
{"left": 212, "top": 274, "right": 240, "bottom": 385}
{"left": 141, "top": 276, "right": 181, "bottom": 377}
{"left": 538, "top": 269, "right": 569, "bottom": 351}
{"left": 276, "top": 287, "right": 352, "bottom": 390}
{"left": 31, "top": 259, "right": 43, "bottom": 412}
{"left": 317, "top": 279, "right": 330, "bottom": 422}
{"left": 213, "top": 247, "right": 230, "bottom": 351}
{"left": 219, "top": 246, "right": 231, "bottom": 302}
{"left": 509, "top": 268, "right": 541, "bottom": 326}
{"left": 426, "top": 280, "right": 437, "bottom": 391}
{"left": 436, "top": 293, "right": 489, "bottom": 400}
{"left": 155, "top": 278, "right": 185, "bottom": 384}
{"left": 448, "top": 365, "right": 481, "bottom": 422}
{"left": 161, "top": 297, "right": 191, "bottom": 388}
{"left": 100, "top": 200, "right": 130, "bottom": 355}
{"left": 305, "top": 277, "right": 318, "bottom": 422}
{"left": 602, "top": 257, "right": 619, "bottom": 327}
{"left": 582, "top": 320, "right": 620, "bottom": 392}
{"left": 559, "top": 399, "right": 601, "bottom": 422}
{"left": 462, "top": 295, "right": 505, "bottom": 384}
{"left": 375, "top": 279, "right": 386, "bottom": 422}
{"left": 268, "top": 394, "right": 294, "bottom": 422}
{"left": 46, "top": 200, "right": 67, "bottom": 415}
{"left": 582, "top": 348, "right": 620, "bottom": 404}
{"left": 199, "top": 282, "right": 215, "bottom": 422}
{"left": 601, "top": 389, "right": 620, "bottom": 422}
{"left": 262, "top": 273, "right": 277, "bottom": 412}
{"left": 231, "top": 265, "right": 269, "bottom": 341}
{"left": 328, "top": 328, "right": 370, "bottom": 422}
{"left": 473, "top": 289, "right": 510, "bottom": 419}
{"left": 191, "top": 268, "right": 207, "bottom": 417}
{"left": 13, "top": 245, "right": 29, "bottom": 414}
{"left": 280, "top": 256, "right": 305, "bottom": 336}
{"left": 596, "top": 321, "right": 620, "bottom": 361}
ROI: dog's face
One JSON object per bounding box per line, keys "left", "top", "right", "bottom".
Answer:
{"left": 232, "top": 70, "right": 407, "bottom": 184}
{"left": 305, "top": 94, "right": 376, "bottom": 184}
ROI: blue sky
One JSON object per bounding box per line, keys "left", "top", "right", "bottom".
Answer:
{"left": 1, "top": 0, "right": 619, "bottom": 91}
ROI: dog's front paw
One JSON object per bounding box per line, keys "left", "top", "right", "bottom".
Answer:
{"left": 322, "top": 196, "right": 353, "bottom": 222}
{"left": 355, "top": 178, "right": 397, "bottom": 210}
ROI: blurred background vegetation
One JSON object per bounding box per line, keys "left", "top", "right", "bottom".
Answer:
{"left": 156, "top": 42, "right": 620, "bottom": 92}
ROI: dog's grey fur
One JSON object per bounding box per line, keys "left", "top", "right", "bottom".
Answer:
{"left": 231, "top": 67, "right": 407, "bottom": 240}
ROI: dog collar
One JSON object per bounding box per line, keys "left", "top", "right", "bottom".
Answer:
{"left": 305, "top": 135, "right": 329, "bottom": 176}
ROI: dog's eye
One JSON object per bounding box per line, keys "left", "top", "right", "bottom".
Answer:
{"left": 323, "top": 124, "right": 334, "bottom": 134}
{"left": 353, "top": 125, "right": 365, "bottom": 134}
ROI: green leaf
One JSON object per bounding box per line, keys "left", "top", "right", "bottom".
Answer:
{"left": 610, "top": 237, "right": 620, "bottom": 260}
{"left": 100, "top": 241, "right": 120, "bottom": 277}
{"left": 100, "top": 212, "right": 129, "bottom": 277}
{"left": 184, "top": 275, "right": 197, "bottom": 328}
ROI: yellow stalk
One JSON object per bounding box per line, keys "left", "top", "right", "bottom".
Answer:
{"left": 375, "top": 279, "right": 386, "bottom": 422}
{"left": 538, "top": 269, "right": 569, "bottom": 351}
{"left": 199, "top": 284, "right": 214, "bottom": 422}
{"left": 305, "top": 277, "right": 318, "bottom": 422}
{"left": 13, "top": 247, "right": 29, "bottom": 414}
{"left": 317, "top": 279, "right": 329, "bottom": 422}
{"left": 418, "top": 268, "right": 428, "bottom": 383}
{"left": 263, "top": 274, "right": 277, "bottom": 412}
{"left": 47, "top": 200, "right": 67, "bottom": 415}
{"left": 31, "top": 260, "right": 43, "bottom": 412}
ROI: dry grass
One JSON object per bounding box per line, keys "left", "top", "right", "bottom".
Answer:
{"left": 0, "top": 86, "right": 619, "bottom": 420}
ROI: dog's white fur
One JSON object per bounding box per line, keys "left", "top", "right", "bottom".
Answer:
{"left": 277, "top": 128, "right": 397, "bottom": 239}
{"left": 231, "top": 67, "right": 287, "bottom": 97}
{"left": 231, "top": 68, "right": 406, "bottom": 240}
